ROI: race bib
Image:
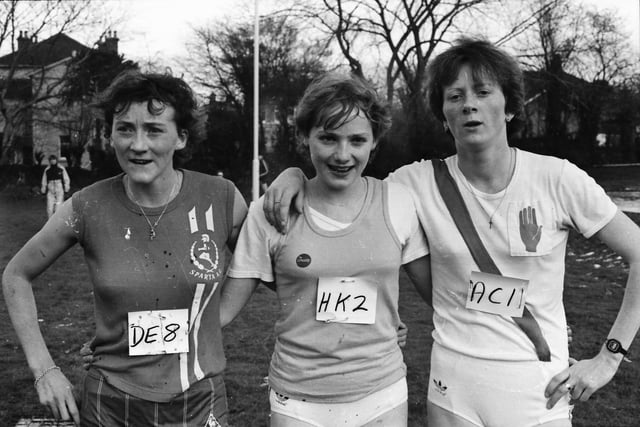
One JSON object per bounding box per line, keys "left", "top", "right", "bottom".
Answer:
{"left": 128, "top": 309, "right": 189, "bottom": 356}
{"left": 465, "top": 271, "right": 529, "bottom": 318}
{"left": 316, "top": 277, "right": 377, "bottom": 324}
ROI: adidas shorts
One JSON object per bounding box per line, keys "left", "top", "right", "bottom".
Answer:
{"left": 269, "top": 377, "right": 407, "bottom": 426}
{"left": 80, "top": 369, "right": 229, "bottom": 426}
{"left": 428, "top": 342, "right": 572, "bottom": 427}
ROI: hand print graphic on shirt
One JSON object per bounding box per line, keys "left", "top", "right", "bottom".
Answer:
{"left": 519, "top": 206, "right": 542, "bottom": 252}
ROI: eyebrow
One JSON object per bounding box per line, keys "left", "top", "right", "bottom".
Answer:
{"left": 113, "top": 118, "right": 168, "bottom": 127}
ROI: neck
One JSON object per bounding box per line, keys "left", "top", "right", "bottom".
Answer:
{"left": 307, "top": 178, "right": 367, "bottom": 222}
{"left": 457, "top": 145, "right": 514, "bottom": 193}
{"left": 126, "top": 170, "right": 181, "bottom": 208}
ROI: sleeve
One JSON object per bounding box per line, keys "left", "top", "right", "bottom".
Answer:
{"left": 386, "top": 181, "right": 429, "bottom": 264}
{"left": 227, "top": 197, "right": 278, "bottom": 282}
{"left": 557, "top": 160, "right": 618, "bottom": 238}
{"left": 62, "top": 167, "right": 70, "bottom": 192}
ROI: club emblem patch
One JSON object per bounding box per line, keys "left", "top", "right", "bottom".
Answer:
{"left": 190, "top": 233, "right": 221, "bottom": 280}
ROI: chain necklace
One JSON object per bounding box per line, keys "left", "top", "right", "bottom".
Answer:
{"left": 460, "top": 147, "right": 515, "bottom": 229}
{"left": 126, "top": 172, "right": 179, "bottom": 240}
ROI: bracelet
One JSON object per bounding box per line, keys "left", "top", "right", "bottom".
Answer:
{"left": 33, "top": 365, "right": 60, "bottom": 388}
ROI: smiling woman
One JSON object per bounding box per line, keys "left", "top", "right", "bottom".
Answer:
{"left": 217, "top": 72, "right": 432, "bottom": 427}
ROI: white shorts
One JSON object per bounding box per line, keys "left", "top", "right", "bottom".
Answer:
{"left": 428, "top": 342, "right": 572, "bottom": 427}
{"left": 269, "top": 378, "right": 407, "bottom": 427}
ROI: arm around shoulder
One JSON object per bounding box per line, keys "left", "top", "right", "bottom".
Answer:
{"left": 228, "top": 186, "right": 248, "bottom": 252}
{"left": 263, "top": 167, "right": 308, "bottom": 233}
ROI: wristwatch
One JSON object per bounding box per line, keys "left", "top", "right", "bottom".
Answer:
{"left": 605, "top": 338, "right": 629, "bottom": 356}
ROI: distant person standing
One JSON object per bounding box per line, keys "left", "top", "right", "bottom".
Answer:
{"left": 40, "top": 155, "right": 70, "bottom": 218}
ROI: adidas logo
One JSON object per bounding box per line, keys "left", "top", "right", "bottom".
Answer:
{"left": 275, "top": 391, "right": 290, "bottom": 406}
{"left": 433, "top": 379, "right": 448, "bottom": 396}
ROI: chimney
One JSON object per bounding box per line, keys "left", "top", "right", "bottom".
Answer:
{"left": 98, "top": 30, "right": 119, "bottom": 55}
{"left": 17, "top": 31, "right": 32, "bottom": 50}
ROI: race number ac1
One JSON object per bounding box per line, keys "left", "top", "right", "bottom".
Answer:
{"left": 465, "top": 271, "right": 530, "bottom": 318}
{"left": 316, "top": 277, "right": 377, "bottom": 324}
{"left": 128, "top": 309, "right": 189, "bottom": 356}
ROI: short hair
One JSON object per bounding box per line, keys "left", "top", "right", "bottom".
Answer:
{"left": 93, "top": 70, "right": 200, "bottom": 143}
{"left": 426, "top": 37, "right": 524, "bottom": 135}
{"left": 295, "top": 72, "right": 391, "bottom": 142}
{"left": 48, "top": 154, "right": 57, "bottom": 161}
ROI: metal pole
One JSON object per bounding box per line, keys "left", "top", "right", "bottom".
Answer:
{"left": 252, "top": 0, "right": 260, "bottom": 202}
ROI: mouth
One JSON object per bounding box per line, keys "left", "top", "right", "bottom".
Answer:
{"left": 463, "top": 121, "right": 482, "bottom": 128}
{"left": 328, "top": 164, "right": 355, "bottom": 174}
{"left": 129, "top": 159, "right": 153, "bottom": 166}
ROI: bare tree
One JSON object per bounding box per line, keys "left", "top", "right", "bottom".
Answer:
{"left": 506, "top": 0, "right": 636, "bottom": 164}
{"left": 0, "top": 0, "right": 117, "bottom": 163}
{"left": 182, "top": 16, "right": 328, "bottom": 179}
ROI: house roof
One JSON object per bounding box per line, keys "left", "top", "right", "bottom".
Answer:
{"left": 0, "top": 33, "right": 90, "bottom": 67}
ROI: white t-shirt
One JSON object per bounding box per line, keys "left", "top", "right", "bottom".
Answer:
{"left": 228, "top": 181, "right": 429, "bottom": 282}
{"left": 387, "top": 148, "right": 617, "bottom": 362}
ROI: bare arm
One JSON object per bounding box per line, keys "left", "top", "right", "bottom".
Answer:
{"left": 2, "top": 198, "right": 80, "bottom": 423}
{"left": 227, "top": 187, "right": 248, "bottom": 252}
{"left": 403, "top": 255, "right": 432, "bottom": 307}
{"left": 263, "top": 167, "right": 307, "bottom": 233}
{"left": 219, "top": 277, "right": 261, "bottom": 328}
{"left": 546, "top": 210, "right": 640, "bottom": 408}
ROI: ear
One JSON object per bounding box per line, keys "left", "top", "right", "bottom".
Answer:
{"left": 505, "top": 113, "right": 514, "bottom": 123}
{"left": 371, "top": 139, "right": 379, "bottom": 151}
{"left": 176, "top": 130, "right": 188, "bottom": 150}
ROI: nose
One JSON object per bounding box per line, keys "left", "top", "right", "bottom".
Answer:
{"left": 462, "top": 95, "right": 478, "bottom": 113}
{"left": 334, "top": 141, "right": 350, "bottom": 162}
{"left": 130, "top": 130, "right": 148, "bottom": 152}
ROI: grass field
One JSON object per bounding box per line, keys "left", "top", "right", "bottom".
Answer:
{"left": 1, "top": 166, "right": 639, "bottom": 426}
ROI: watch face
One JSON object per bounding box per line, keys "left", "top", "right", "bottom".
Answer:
{"left": 607, "top": 339, "right": 622, "bottom": 353}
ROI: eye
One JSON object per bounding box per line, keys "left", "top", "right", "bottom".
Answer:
{"left": 318, "top": 134, "right": 336, "bottom": 143}
{"left": 350, "top": 136, "right": 368, "bottom": 146}
{"left": 115, "top": 124, "right": 133, "bottom": 134}
{"left": 477, "top": 88, "right": 491, "bottom": 96}
{"left": 446, "top": 93, "right": 462, "bottom": 102}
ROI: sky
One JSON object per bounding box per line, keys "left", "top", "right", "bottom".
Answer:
{"left": 2, "top": 0, "right": 639, "bottom": 65}
{"left": 113, "top": 0, "right": 640, "bottom": 64}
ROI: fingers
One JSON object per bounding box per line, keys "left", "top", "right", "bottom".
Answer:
{"left": 294, "top": 192, "right": 305, "bottom": 216}
{"left": 545, "top": 369, "right": 571, "bottom": 408}
{"left": 397, "top": 321, "right": 408, "bottom": 348}
{"left": 67, "top": 395, "right": 81, "bottom": 425}
{"left": 531, "top": 206, "right": 537, "bottom": 225}
{"left": 36, "top": 370, "right": 79, "bottom": 423}
{"left": 263, "top": 187, "right": 279, "bottom": 228}
{"left": 275, "top": 195, "right": 292, "bottom": 233}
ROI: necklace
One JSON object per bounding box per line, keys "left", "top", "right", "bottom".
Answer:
{"left": 126, "top": 172, "right": 180, "bottom": 240}
{"left": 461, "top": 148, "right": 515, "bottom": 229}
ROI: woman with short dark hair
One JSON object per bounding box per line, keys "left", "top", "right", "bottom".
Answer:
{"left": 3, "top": 70, "right": 247, "bottom": 425}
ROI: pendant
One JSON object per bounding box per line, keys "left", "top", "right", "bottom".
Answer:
{"left": 149, "top": 228, "right": 156, "bottom": 240}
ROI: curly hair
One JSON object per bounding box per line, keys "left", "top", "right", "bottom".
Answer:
{"left": 426, "top": 37, "right": 525, "bottom": 135}
{"left": 295, "top": 72, "right": 391, "bottom": 143}
{"left": 93, "top": 70, "right": 201, "bottom": 144}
